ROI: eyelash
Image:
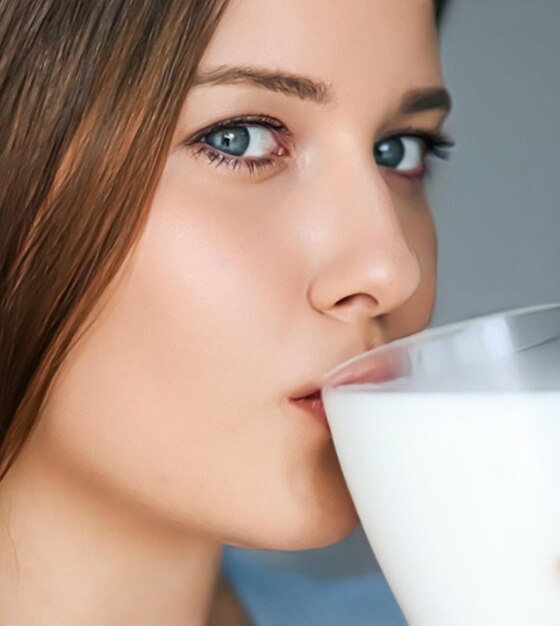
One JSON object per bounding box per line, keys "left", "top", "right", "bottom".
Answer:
{"left": 382, "top": 128, "right": 455, "bottom": 179}
{"left": 190, "top": 147, "right": 278, "bottom": 176}
{"left": 185, "top": 115, "right": 454, "bottom": 178}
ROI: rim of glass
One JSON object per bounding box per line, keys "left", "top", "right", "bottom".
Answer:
{"left": 323, "top": 301, "right": 560, "bottom": 386}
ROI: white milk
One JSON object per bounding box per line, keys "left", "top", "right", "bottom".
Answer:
{"left": 323, "top": 389, "right": 560, "bottom": 626}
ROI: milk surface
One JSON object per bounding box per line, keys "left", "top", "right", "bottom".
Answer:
{"left": 323, "top": 390, "right": 560, "bottom": 626}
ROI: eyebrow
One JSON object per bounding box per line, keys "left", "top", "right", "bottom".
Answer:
{"left": 193, "top": 65, "right": 452, "bottom": 114}
{"left": 193, "top": 65, "right": 333, "bottom": 104}
{"left": 399, "top": 87, "right": 452, "bottom": 115}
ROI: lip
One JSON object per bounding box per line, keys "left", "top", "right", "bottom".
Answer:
{"left": 290, "top": 390, "right": 331, "bottom": 433}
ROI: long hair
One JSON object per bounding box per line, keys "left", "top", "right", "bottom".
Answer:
{"left": 0, "top": 0, "right": 230, "bottom": 479}
{"left": 0, "top": 0, "right": 449, "bottom": 481}
{"left": 435, "top": 0, "right": 450, "bottom": 25}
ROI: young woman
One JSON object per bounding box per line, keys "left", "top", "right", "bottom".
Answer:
{"left": 0, "top": 0, "right": 451, "bottom": 623}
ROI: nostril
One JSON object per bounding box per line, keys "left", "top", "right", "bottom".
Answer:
{"left": 335, "top": 295, "right": 353, "bottom": 307}
{"left": 335, "top": 293, "right": 379, "bottom": 309}
{"left": 333, "top": 293, "right": 380, "bottom": 321}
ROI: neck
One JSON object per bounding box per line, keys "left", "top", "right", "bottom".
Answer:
{"left": 0, "top": 447, "right": 223, "bottom": 626}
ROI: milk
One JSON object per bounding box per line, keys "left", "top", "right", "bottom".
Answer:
{"left": 323, "top": 389, "right": 560, "bottom": 626}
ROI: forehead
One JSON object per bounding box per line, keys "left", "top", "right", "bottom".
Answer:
{"left": 199, "top": 0, "right": 443, "bottom": 102}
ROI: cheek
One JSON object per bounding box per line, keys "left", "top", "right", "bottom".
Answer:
{"left": 32, "top": 168, "right": 357, "bottom": 548}
{"left": 134, "top": 171, "right": 297, "bottom": 404}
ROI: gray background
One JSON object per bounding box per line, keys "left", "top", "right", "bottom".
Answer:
{"left": 430, "top": 0, "right": 560, "bottom": 325}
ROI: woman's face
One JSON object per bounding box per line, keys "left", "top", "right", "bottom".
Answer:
{"left": 31, "top": 0, "right": 448, "bottom": 549}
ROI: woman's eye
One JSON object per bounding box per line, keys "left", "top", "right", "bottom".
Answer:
{"left": 373, "top": 136, "right": 424, "bottom": 173}
{"left": 204, "top": 125, "right": 279, "bottom": 158}
{"left": 186, "top": 117, "right": 290, "bottom": 177}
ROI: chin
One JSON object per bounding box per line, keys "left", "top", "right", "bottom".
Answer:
{"left": 227, "top": 503, "right": 360, "bottom": 552}
{"left": 227, "top": 459, "right": 361, "bottom": 551}
{"left": 284, "top": 491, "right": 361, "bottom": 551}
{"left": 295, "top": 508, "right": 361, "bottom": 551}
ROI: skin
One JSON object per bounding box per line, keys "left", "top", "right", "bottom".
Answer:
{"left": 0, "top": 0, "right": 449, "bottom": 624}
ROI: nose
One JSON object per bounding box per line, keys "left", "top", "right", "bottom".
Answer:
{"left": 306, "top": 163, "right": 421, "bottom": 326}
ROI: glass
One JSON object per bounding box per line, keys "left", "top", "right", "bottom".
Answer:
{"left": 322, "top": 303, "right": 560, "bottom": 626}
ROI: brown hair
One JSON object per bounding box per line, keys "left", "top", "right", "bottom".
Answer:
{"left": 0, "top": 0, "right": 229, "bottom": 479}
{"left": 0, "top": 0, "right": 447, "bottom": 481}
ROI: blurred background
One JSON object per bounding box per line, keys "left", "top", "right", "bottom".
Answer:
{"left": 223, "top": 1, "right": 560, "bottom": 623}
{"left": 430, "top": 0, "right": 559, "bottom": 324}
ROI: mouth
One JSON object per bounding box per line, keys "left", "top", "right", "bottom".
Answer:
{"left": 290, "top": 388, "right": 330, "bottom": 433}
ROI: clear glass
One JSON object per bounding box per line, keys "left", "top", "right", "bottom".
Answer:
{"left": 322, "top": 303, "right": 560, "bottom": 626}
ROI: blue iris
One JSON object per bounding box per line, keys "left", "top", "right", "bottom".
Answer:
{"left": 374, "top": 138, "right": 405, "bottom": 168}
{"left": 206, "top": 127, "right": 250, "bottom": 156}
